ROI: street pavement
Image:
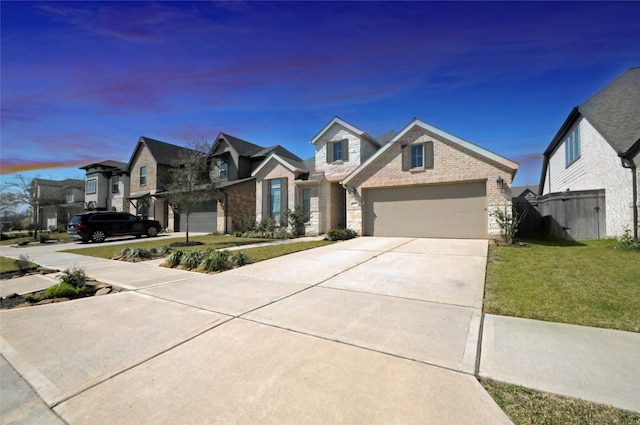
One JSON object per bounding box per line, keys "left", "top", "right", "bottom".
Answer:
{"left": 1, "top": 235, "right": 638, "bottom": 424}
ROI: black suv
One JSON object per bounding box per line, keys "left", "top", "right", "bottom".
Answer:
{"left": 68, "top": 212, "right": 162, "bottom": 243}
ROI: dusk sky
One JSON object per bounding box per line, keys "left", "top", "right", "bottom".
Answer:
{"left": 2, "top": 1, "right": 639, "bottom": 187}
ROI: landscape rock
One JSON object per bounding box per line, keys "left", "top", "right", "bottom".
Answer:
{"left": 95, "top": 287, "right": 111, "bottom": 296}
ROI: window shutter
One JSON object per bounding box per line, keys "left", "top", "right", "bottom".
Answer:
{"left": 342, "top": 140, "right": 349, "bottom": 161}
{"left": 327, "top": 143, "right": 333, "bottom": 163}
{"left": 425, "top": 141, "right": 434, "bottom": 169}
{"left": 280, "top": 177, "right": 288, "bottom": 226}
{"left": 262, "top": 180, "right": 269, "bottom": 220}
{"left": 401, "top": 144, "right": 411, "bottom": 171}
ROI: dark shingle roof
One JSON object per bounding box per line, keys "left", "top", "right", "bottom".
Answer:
{"left": 578, "top": 67, "right": 640, "bottom": 156}
{"left": 80, "top": 160, "right": 128, "bottom": 171}
{"left": 218, "top": 133, "right": 264, "bottom": 157}
{"left": 140, "top": 137, "right": 196, "bottom": 165}
{"left": 252, "top": 145, "right": 304, "bottom": 163}
{"left": 33, "top": 178, "right": 84, "bottom": 188}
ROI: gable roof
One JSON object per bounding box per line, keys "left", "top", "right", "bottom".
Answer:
{"left": 127, "top": 137, "right": 196, "bottom": 170}
{"left": 212, "top": 133, "right": 265, "bottom": 157}
{"left": 579, "top": 67, "right": 640, "bottom": 157}
{"left": 80, "top": 160, "right": 128, "bottom": 171}
{"left": 252, "top": 145, "right": 304, "bottom": 163}
{"left": 310, "top": 116, "right": 381, "bottom": 146}
{"left": 32, "top": 178, "right": 84, "bottom": 189}
{"left": 343, "top": 118, "right": 518, "bottom": 186}
{"left": 251, "top": 152, "right": 308, "bottom": 177}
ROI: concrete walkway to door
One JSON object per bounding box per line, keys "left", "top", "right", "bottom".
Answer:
{"left": 1, "top": 236, "right": 513, "bottom": 424}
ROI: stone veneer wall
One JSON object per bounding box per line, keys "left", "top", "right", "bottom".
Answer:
{"left": 345, "top": 127, "right": 515, "bottom": 239}
{"left": 254, "top": 160, "right": 297, "bottom": 226}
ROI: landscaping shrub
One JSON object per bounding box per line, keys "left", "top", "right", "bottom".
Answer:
{"left": 180, "top": 250, "right": 206, "bottom": 269}
{"left": 58, "top": 266, "right": 87, "bottom": 288}
{"left": 0, "top": 233, "right": 13, "bottom": 241}
{"left": 288, "top": 206, "right": 310, "bottom": 236}
{"left": 231, "top": 251, "right": 251, "bottom": 267}
{"left": 159, "top": 245, "right": 173, "bottom": 256}
{"left": 325, "top": 228, "right": 358, "bottom": 241}
{"left": 113, "top": 247, "right": 152, "bottom": 262}
{"left": 44, "top": 282, "right": 80, "bottom": 299}
{"left": 256, "top": 217, "right": 277, "bottom": 232}
{"left": 39, "top": 233, "right": 50, "bottom": 243}
{"left": 15, "top": 254, "right": 33, "bottom": 273}
{"left": 239, "top": 212, "right": 257, "bottom": 232}
{"left": 616, "top": 228, "right": 640, "bottom": 251}
{"left": 199, "top": 250, "right": 231, "bottom": 272}
{"left": 164, "top": 250, "right": 183, "bottom": 267}
{"left": 241, "top": 230, "right": 290, "bottom": 239}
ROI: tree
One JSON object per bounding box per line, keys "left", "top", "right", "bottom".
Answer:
{"left": 1, "top": 175, "right": 42, "bottom": 239}
{"left": 490, "top": 206, "right": 525, "bottom": 245}
{"left": 168, "top": 140, "right": 216, "bottom": 244}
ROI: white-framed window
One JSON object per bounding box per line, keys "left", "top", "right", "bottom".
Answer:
{"left": 140, "top": 166, "right": 147, "bottom": 186}
{"left": 402, "top": 141, "right": 434, "bottom": 171}
{"left": 565, "top": 127, "right": 580, "bottom": 167}
{"left": 269, "top": 179, "right": 282, "bottom": 224}
{"left": 112, "top": 176, "right": 119, "bottom": 193}
{"left": 328, "top": 140, "right": 348, "bottom": 163}
{"left": 411, "top": 145, "right": 423, "bottom": 168}
{"left": 86, "top": 179, "right": 97, "bottom": 194}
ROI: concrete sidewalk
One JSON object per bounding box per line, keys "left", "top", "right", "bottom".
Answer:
{"left": 480, "top": 314, "right": 640, "bottom": 413}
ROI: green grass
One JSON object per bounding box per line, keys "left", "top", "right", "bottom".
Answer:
{"left": 0, "top": 232, "right": 68, "bottom": 246}
{"left": 485, "top": 239, "right": 640, "bottom": 332}
{"left": 1, "top": 256, "right": 21, "bottom": 273}
{"left": 481, "top": 379, "right": 640, "bottom": 425}
{"left": 238, "top": 240, "right": 334, "bottom": 263}
{"left": 62, "top": 234, "right": 272, "bottom": 259}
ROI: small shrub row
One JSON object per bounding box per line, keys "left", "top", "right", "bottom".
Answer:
{"left": 163, "top": 249, "right": 251, "bottom": 272}
{"left": 325, "top": 228, "right": 358, "bottom": 241}
{"left": 238, "top": 230, "right": 291, "bottom": 240}
{"left": 113, "top": 247, "right": 153, "bottom": 262}
{"left": 15, "top": 254, "right": 34, "bottom": 273}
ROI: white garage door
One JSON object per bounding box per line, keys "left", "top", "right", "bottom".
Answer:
{"left": 363, "top": 182, "right": 487, "bottom": 238}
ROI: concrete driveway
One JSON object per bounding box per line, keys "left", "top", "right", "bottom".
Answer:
{"left": 1, "top": 237, "right": 512, "bottom": 424}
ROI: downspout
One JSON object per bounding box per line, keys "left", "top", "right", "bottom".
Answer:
{"left": 621, "top": 156, "right": 638, "bottom": 240}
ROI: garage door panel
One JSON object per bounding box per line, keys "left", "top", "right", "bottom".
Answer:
{"left": 364, "top": 182, "right": 487, "bottom": 239}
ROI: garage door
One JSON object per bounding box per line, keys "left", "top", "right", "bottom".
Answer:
{"left": 363, "top": 182, "right": 487, "bottom": 238}
{"left": 176, "top": 200, "right": 217, "bottom": 233}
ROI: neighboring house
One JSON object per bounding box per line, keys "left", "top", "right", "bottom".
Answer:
{"left": 540, "top": 67, "right": 640, "bottom": 239}
{"left": 254, "top": 116, "right": 518, "bottom": 239}
{"left": 210, "top": 132, "right": 304, "bottom": 233}
{"left": 127, "top": 136, "right": 198, "bottom": 230}
{"left": 80, "top": 160, "right": 129, "bottom": 211}
{"left": 512, "top": 185, "right": 541, "bottom": 238}
{"left": 30, "top": 178, "right": 85, "bottom": 231}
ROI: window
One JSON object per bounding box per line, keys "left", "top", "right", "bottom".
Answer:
{"left": 269, "top": 179, "right": 282, "bottom": 224}
{"left": 87, "top": 179, "right": 97, "bottom": 194}
{"left": 302, "top": 188, "right": 311, "bottom": 216}
{"left": 65, "top": 189, "right": 74, "bottom": 203}
{"left": 565, "top": 127, "right": 581, "bottom": 167}
{"left": 137, "top": 200, "right": 149, "bottom": 219}
{"left": 140, "top": 166, "right": 147, "bottom": 186}
{"left": 402, "top": 141, "right": 434, "bottom": 171}
{"left": 219, "top": 161, "right": 228, "bottom": 180}
{"left": 328, "top": 140, "right": 348, "bottom": 163}
{"left": 112, "top": 176, "right": 119, "bottom": 193}
{"left": 411, "top": 145, "right": 423, "bottom": 168}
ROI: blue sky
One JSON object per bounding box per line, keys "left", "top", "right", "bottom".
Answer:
{"left": 2, "top": 1, "right": 639, "bottom": 187}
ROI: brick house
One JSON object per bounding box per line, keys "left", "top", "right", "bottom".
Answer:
{"left": 539, "top": 67, "right": 640, "bottom": 239}
{"left": 127, "top": 136, "right": 197, "bottom": 230}
{"left": 80, "top": 160, "right": 129, "bottom": 212}
{"left": 211, "top": 132, "right": 304, "bottom": 233}
{"left": 253, "top": 116, "right": 517, "bottom": 239}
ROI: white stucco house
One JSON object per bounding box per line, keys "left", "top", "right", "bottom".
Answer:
{"left": 540, "top": 67, "right": 640, "bottom": 239}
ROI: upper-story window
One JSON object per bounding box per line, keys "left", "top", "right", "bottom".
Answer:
{"left": 140, "top": 166, "right": 147, "bottom": 186}
{"left": 328, "top": 140, "right": 348, "bottom": 163}
{"left": 112, "top": 176, "right": 119, "bottom": 193}
{"left": 565, "top": 127, "right": 580, "bottom": 167}
{"left": 65, "top": 189, "right": 74, "bottom": 203}
{"left": 219, "top": 161, "right": 229, "bottom": 180}
{"left": 87, "top": 179, "right": 97, "bottom": 194}
{"left": 402, "top": 141, "right": 434, "bottom": 171}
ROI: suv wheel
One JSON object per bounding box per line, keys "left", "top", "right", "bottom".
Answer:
{"left": 91, "top": 229, "right": 107, "bottom": 243}
{"left": 147, "top": 226, "right": 159, "bottom": 237}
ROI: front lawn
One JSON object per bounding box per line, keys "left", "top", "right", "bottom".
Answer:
{"left": 485, "top": 239, "right": 640, "bottom": 332}
{"left": 239, "top": 240, "right": 334, "bottom": 263}
{"left": 62, "top": 234, "right": 271, "bottom": 259}
{"left": 0, "top": 232, "right": 68, "bottom": 246}
{"left": 481, "top": 379, "right": 640, "bottom": 424}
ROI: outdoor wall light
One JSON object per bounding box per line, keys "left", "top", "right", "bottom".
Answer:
{"left": 496, "top": 176, "right": 504, "bottom": 190}
{"left": 347, "top": 186, "right": 357, "bottom": 195}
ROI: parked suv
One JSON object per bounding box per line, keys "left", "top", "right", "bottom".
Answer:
{"left": 68, "top": 212, "right": 162, "bottom": 243}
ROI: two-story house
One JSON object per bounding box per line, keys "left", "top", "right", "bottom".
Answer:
{"left": 127, "top": 136, "right": 198, "bottom": 230}
{"left": 539, "top": 67, "right": 640, "bottom": 239}
{"left": 211, "top": 132, "right": 304, "bottom": 233}
{"left": 30, "top": 178, "right": 85, "bottom": 231}
{"left": 80, "top": 160, "right": 129, "bottom": 211}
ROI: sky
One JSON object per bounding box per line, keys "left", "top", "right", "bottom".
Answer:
{"left": 2, "top": 1, "right": 639, "bottom": 189}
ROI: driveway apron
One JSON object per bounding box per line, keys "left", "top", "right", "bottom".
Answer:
{"left": 1, "top": 237, "right": 512, "bottom": 424}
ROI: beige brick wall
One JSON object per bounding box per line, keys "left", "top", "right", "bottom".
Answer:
{"left": 346, "top": 127, "right": 515, "bottom": 238}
